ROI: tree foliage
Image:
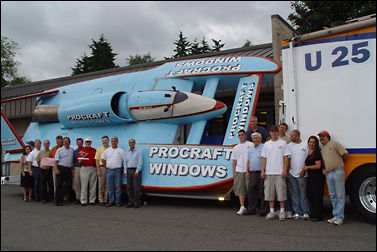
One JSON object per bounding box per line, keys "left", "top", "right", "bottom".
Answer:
{"left": 199, "top": 37, "right": 211, "bottom": 54}
{"left": 1, "top": 36, "right": 30, "bottom": 87}
{"left": 71, "top": 34, "right": 118, "bottom": 75}
{"left": 288, "top": 1, "right": 376, "bottom": 34}
{"left": 211, "top": 39, "right": 225, "bottom": 52}
{"left": 242, "top": 40, "right": 253, "bottom": 48}
{"left": 126, "top": 53, "right": 155, "bottom": 65}
{"left": 189, "top": 39, "right": 201, "bottom": 55}
{"left": 168, "top": 32, "right": 226, "bottom": 58}
{"left": 172, "top": 31, "right": 191, "bottom": 59}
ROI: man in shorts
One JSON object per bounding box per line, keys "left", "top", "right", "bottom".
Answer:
{"left": 261, "top": 125, "right": 290, "bottom": 221}
{"left": 231, "top": 129, "right": 254, "bottom": 215}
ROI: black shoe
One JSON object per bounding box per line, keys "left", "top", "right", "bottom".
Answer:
{"left": 74, "top": 200, "right": 81, "bottom": 205}
{"left": 56, "top": 202, "right": 64, "bottom": 206}
{"left": 89, "top": 202, "right": 96, "bottom": 206}
{"left": 42, "top": 200, "right": 48, "bottom": 204}
{"left": 258, "top": 212, "right": 268, "bottom": 217}
{"left": 81, "top": 203, "right": 87, "bottom": 207}
{"left": 244, "top": 209, "right": 257, "bottom": 215}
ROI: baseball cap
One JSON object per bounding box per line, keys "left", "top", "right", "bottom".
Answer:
{"left": 317, "top": 130, "right": 330, "bottom": 137}
{"left": 84, "top": 137, "right": 92, "bottom": 142}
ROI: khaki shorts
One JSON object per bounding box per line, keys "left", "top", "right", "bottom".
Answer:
{"left": 264, "top": 175, "right": 287, "bottom": 201}
{"left": 233, "top": 172, "right": 248, "bottom": 196}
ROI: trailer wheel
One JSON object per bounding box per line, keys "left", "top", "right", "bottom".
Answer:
{"left": 349, "top": 165, "right": 376, "bottom": 224}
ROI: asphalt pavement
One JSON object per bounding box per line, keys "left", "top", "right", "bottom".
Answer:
{"left": 1, "top": 184, "right": 376, "bottom": 251}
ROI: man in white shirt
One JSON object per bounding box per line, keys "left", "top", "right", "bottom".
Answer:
{"left": 287, "top": 130, "right": 310, "bottom": 220}
{"left": 102, "top": 136, "right": 126, "bottom": 207}
{"left": 27, "top": 139, "right": 41, "bottom": 202}
{"left": 231, "top": 129, "right": 254, "bottom": 215}
{"left": 261, "top": 125, "right": 290, "bottom": 221}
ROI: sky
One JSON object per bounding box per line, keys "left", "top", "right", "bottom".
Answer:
{"left": 1, "top": 1, "right": 294, "bottom": 82}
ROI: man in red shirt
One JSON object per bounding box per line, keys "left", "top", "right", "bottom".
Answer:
{"left": 78, "top": 137, "right": 97, "bottom": 206}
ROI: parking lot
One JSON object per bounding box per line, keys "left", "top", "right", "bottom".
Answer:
{"left": 1, "top": 184, "right": 376, "bottom": 251}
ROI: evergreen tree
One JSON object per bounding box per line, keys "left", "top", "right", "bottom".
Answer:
{"left": 288, "top": 1, "right": 376, "bottom": 34}
{"left": 167, "top": 32, "right": 226, "bottom": 58}
{"left": 211, "top": 39, "right": 225, "bottom": 52}
{"left": 71, "top": 54, "right": 92, "bottom": 75}
{"left": 189, "top": 39, "right": 201, "bottom": 55}
{"left": 242, "top": 40, "right": 253, "bottom": 47}
{"left": 126, "top": 53, "right": 155, "bottom": 65}
{"left": 199, "top": 37, "right": 211, "bottom": 53}
{"left": 172, "top": 31, "right": 191, "bottom": 58}
{"left": 71, "top": 34, "right": 118, "bottom": 75}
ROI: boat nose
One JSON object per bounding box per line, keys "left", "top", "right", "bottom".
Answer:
{"left": 214, "top": 100, "right": 226, "bottom": 111}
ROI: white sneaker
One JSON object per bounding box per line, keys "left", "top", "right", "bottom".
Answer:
{"left": 237, "top": 206, "right": 246, "bottom": 215}
{"left": 265, "top": 212, "right": 276, "bottom": 220}
{"left": 327, "top": 217, "right": 337, "bottom": 224}
{"left": 279, "top": 212, "right": 286, "bottom": 221}
{"left": 333, "top": 218, "right": 344, "bottom": 226}
{"left": 302, "top": 213, "right": 310, "bottom": 220}
{"left": 286, "top": 211, "right": 293, "bottom": 219}
{"left": 292, "top": 213, "right": 301, "bottom": 220}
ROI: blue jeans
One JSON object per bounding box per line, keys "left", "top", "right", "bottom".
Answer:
{"left": 32, "top": 166, "right": 41, "bottom": 200}
{"left": 107, "top": 168, "right": 122, "bottom": 204}
{"left": 287, "top": 173, "right": 310, "bottom": 215}
{"left": 326, "top": 168, "right": 345, "bottom": 220}
{"left": 286, "top": 183, "right": 292, "bottom": 212}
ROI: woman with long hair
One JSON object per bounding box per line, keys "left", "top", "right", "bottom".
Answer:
{"left": 300, "top": 136, "right": 325, "bottom": 221}
{"left": 20, "top": 145, "right": 33, "bottom": 201}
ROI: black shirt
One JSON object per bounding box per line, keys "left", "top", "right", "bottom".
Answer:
{"left": 305, "top": 150, "right": 324, "bottom": 175}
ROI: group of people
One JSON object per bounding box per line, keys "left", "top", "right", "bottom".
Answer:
{"left": 20, "top": 116, "right": 348, "bottom": 226}
{"left": 231, "top": 117, "right": 348, "bottom": 226}
{"left": 19, "top": 135, "right": 143, "bottom": 208}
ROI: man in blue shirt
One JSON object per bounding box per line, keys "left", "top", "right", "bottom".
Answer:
{"left": 245, "top": 132, "right": 268, "bottom": 216}
{"left": 246, "top": 116, "right": 270, "bottom": 143}
{"left": 124, "top": 138, "right": 143, "bottom": 208}
{"left": 54, "top": 137, "right": 75, "bottom": 206}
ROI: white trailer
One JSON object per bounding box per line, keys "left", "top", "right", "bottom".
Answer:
{"left": 280, "top": 15, "right": 376, "bottom": 223}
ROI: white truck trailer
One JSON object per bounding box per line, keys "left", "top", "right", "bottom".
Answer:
{"left": 280, "top": 15, "right": 376, "bottom": 223}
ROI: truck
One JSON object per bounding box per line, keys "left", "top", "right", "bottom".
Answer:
{"left": 280, "top": 15, "right": 376, "bottom": 223}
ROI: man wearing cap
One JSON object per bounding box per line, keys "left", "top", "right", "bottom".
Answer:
{"left": 318, "top": 131, "right": 348, "bottom": 226}
{"left": 73, "top": 138, "right": 84, "bottom": 204}
{"left": 78, "top": 137, "right": 97, "bottom": 206}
